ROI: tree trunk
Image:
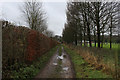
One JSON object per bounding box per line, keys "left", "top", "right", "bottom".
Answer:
{"left": 95, "top": 39, "right": 96, "bottom": 47}
{"left": 95, "top": 2, "right": 101, "bottom": 48}
{"left": 101, "top": 31, "right": 104, "bottom": 48}
{"left": 80, "top": 39, "right": 82, "bottom": 46}
{"left": 80, "top": 33, "right": 82, "bottom": 46}
{"left": 83, "top": 19, "right": 86, "bottom": 47}
{"left": 110, "top": 14, "right": 112, "bottom": 49}
{"left": 87, "top": 25, "right": 92, "bottom": 47}
{"left": 84, "top": 8, "right": 92, "bottom": 47}
{"left": 74, "top": 25, "right": 77, "bottom": 45}
{"left": 75, "top": 33, "right": 77, "bottom": 45}
{"left": 110, "top": 26, "right": 112, "bottom": 49}
{"left": 85, "top": 16, "right": 92, "bottom": 47}
{"left": 94, "top": 29, "right": 96, "bottom": 47}
{"left": 97, "top": 25, "right": 100, "bottom": 48}
{"left": 84, "top": 32, "right": 86, "bottom": 46}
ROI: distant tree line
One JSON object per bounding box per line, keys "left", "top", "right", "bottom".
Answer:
{"left": 62, "top": 2, "right": 120, "bottom": 49}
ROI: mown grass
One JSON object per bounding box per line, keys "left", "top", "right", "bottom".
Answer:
{"left": 10, "top": 45, "right": 59, "bottom": 79}
{"left": 86, "top": 43, "right": 119, "bottom": 51}
{"left": 63, "top": 44, "right": 112, "bottom": 78}
{"left": 102, "top": 43, "right": 119, "bottom": 50}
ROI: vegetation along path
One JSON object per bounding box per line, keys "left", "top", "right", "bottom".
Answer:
{"left": 35, "top": 46, "right": 75, "bottom": 78}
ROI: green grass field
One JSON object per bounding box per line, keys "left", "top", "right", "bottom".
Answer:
{"left": 102, "top": 43, "right": 119, "bottom": 50}
{"left": 82, "top": 43, "right": 119, "bottom": 51}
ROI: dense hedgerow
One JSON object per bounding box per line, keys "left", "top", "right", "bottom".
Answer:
{"left": 2, "top": 21, "right": 58, "bottom": 78}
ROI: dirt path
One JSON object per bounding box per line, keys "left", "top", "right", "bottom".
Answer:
{"left": 35, "top": 46, "right": 75, "bottom": 78}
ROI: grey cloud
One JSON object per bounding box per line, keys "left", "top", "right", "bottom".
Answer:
{"left": 1, "top": 2, "right": 67, "bottom": 36}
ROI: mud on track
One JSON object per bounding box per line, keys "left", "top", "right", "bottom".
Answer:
{"left": 35, "top": 47, "right": 75, "bottom": 78}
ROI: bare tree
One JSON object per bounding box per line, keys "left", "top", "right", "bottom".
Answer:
{"left": 21, "top": 0, "right": 47, "bottom": 33}
{"left": 63, "top": 1, "right": 119, "bottom": 49}
{"left": 108, "top": 2, "right": 119, "bottom": 49}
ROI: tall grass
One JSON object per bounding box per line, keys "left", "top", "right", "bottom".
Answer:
{"left": 63, "top": 44, "right": 112, "bottom": 78}
{"left": 67, "top": 44, "right": 119, "bottom": 78}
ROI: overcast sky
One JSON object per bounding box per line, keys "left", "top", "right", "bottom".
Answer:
{"left": 0, "top": 1, "right": 67, "bottom": 36}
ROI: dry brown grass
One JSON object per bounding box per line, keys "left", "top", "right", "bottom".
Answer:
{"left": 67, "top": 44, "right": 118, "bottom": 78}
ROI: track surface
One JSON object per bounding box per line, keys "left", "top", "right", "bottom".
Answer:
{"left": 35, "top": 47, "right": 75, "bottom": 78}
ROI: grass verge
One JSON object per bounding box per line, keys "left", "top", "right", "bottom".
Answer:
{"left": 10, "top": 45, "right": 59, "bottom": 79}
{"left": 63, "top": 44, "right": 112, "bottom": 78}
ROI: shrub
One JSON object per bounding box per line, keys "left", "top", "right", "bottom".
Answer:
{"left": 2, "top": 20, "right": 58, "bottom": 78}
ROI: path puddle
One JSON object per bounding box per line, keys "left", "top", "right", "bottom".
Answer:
{"left": 63, "top": 67, "right": 69, "bottom": 71}
{"left": 35, "top": 47, "right": 75, "bottom": 78}
{"left": 53, "top": 63, "right": 57, "bottom": 66}
{"left": 57, "top": 55, "right": 64, "bottom": 60}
